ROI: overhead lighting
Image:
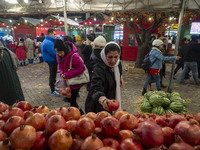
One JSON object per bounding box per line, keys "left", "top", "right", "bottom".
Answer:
{"left": 41, "top": 19, "right": 43, "bottom": 22}
{"left": 24, "top": 0, "right": 28, "bottom": 3}
{"left": 94, "top": 18, "right": 96, "bottom": 21}
{"left": 5, "top": 0, "right": 18, "bottom": 4}
{"left": 70, "top": 0, "right": 74, "bottom": 2}
{"left": 130, "top": 18, "right": 133, "bottom": 21}
{"left": 111, "top": 17, "right": 114, "bottom": 20}
{"left": 75, "top": 18, "right": 77, "bottom": 21}
{"left": 9, "top": 19, "right": 12, "bottom": 23}
{"left": 51, "top": 0, "right": 55, "bottom": 3}
{"left": 25, "top": 20, "right": 27, "bottom": 23}
{"left": 149, "top": 17, "right": 152, "bottom": 21}
{"left": 39, "top": 0, "right": 42, "bottom": 3}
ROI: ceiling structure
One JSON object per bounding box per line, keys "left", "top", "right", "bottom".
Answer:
{"left": 0, "top": 0, "right": 199, "bottom": 15}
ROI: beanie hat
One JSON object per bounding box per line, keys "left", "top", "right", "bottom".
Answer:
{"left": 54, "top": 39, "right": 66, "bottom": 51}
{"left": 75, "top": 35, "right": 81, "bottom": 41}
{"left": 87, "top": 34, "right": 95, "bottom": 42}
{"left": 63, "top": 36, "right": 74, "bottom": 43}
{"left": 152, "top": 39, "right": 163, "bottom": 47}
{"left": 94, "top": 35, "right": 106, "bottom": 47}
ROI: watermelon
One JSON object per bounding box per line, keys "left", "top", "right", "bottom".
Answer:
{"left": 140, "top": 101, "right": 153, "bottom": 112}
{"left": 152, "top": 106, "right": 165, "bottom": 115}
{"left": 181, "top": 99, "right": 187, "bottom": 107}
{"left": 170, "top": 102, "right": 183, "bottom": 112}
{"left": 170, "top": 96, "right": 182, "bottom": 103}
{"left": 162, "top": 98, "right": 171, "bottom": 108}
{"left": 171, "top": 92, "right": 180, "bottom": 97}
{"left": 149, "top": 94, "right": 163, "bottom": 106}
{"left": 157, "top": 91, "right": 167, "bottom": 98}
{"left": 144, "top": 91, "right": 154, "bottom": 100}
{"left": 165, "top": 109, "right": 174, "bottom": 114}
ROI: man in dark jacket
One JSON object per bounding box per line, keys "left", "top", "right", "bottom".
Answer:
{"left": 179, "top": 35, "right": 200, "bottom": 85}
{"left": 42, "top": 28, "right": 60, "bottom": 96}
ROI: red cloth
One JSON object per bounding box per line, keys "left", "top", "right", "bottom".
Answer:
{"left": 16, "top": 46, "right": 26, "bottom": 60}
{"left": 148, "top": 69, "right": 160, "bottom": 75}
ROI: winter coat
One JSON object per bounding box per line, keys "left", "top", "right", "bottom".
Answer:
{"left": 150, "top": 47, "right": 176, "bottom": 69}
{"left": 42, "top": 35, "right": 57, "bottom": 64}
{"left": 82, "top": 44, "right": 93, "bottom": 75}
{"left": 24, "top": 38, "right": 35, "bottom": 59}
{"left": 90, "top": 48, "right": 102, "bottom": 70}
{"left": 15, "top": 43, "right": 26, "bottom": 60}
{"left": 56, "top": 41, "right": 85, "bottom": 90}
{"left": 85, "top": 55, "right": 122, "bottom": 113}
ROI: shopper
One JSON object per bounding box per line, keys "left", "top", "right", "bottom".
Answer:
{"left": 142, "top": 39, "right": 180, "bottom": 95}
{"left": 15, "top": 39, "right": 27, "bottom": 66}
{"left": 42, "top": 28, "right": 59, "bottom": 96}
{"left": 24, "top": 35, "right": 35, "bottom": 64}
{"left": 0, "top": 41, "right": 25, "bottom": 105}
{"left": 54, "top": 39, "right": 85, "bottom": 114}
{"left": 85, "top": 42, "right": 125, "bottom": 113}
{"left": 75, "top": 35, "right": 84, "bottom": 58}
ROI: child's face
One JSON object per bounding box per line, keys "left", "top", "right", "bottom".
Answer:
{"left": 57, "top": 51, "right": 65, "bottom": 57}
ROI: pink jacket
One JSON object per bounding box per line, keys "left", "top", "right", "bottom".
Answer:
{"left": 56, "top": 41, "right": 85, "bottom": 90}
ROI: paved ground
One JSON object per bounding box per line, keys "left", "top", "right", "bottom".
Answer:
{"left": 17, "top": 61, "right": 200, "bottom": 115}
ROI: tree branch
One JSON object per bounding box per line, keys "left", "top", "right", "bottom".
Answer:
{"left": 127, "top": 21, "right": 142, "bottom": 45}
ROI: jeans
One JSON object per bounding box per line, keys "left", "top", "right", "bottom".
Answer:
{"left": 197, "top": 61, "right": 200, "bottom": 78}
{"left": 144, "top": 73, "right": 161, "bottom": 90}
{"left": 180, "top": 62, "right": 199, "bottom": 84}
{"left": 48, "top": 62, "right": 58, "bottom": 92}
{"left": 28, "top": 59, "right": 33, "bottom": 64}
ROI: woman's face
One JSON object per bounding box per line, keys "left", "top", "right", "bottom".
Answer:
{"left": 57, "top": 51, "right": 65, "bottom": 57}
{"left": 159, "top": 44, "right": 164, "bottom": 49}
{"left": 106, "top": 51, "right": 119, "bottom": 67}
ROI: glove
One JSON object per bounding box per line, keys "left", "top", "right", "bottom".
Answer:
{"left": 98, "top": 96, "right": 109, "bottom": 111}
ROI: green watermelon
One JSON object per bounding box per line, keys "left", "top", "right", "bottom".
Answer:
{"left": 144, "top": 91, "right": 154, "bottom": 100}
{"left": 165, "top": 109, "right": 174, "bottom": 114}
{"left": 171, "top": 92, "right": 180, "bottom": 97}
{"left": 170, "top": 96, "right": 182, "bottom": 103}
{"left": 140, "top": 101, "right": 153, "bottom": 112}
{"left": 181, "top": 99, "right": 187, "bottom": 107}
{"left": 162, "top": 98, "right": 171, "bottom": 108}
{"left": 170, "top": 102, "right": 183, "bottom": 112}
{"left": 149, "top": 94, "right": 163, "bottom": 106}
{"left": 157, "top": 91, "right": 167, "bottom": 98}
{"left": 152, "top": 106, "right": 165, "bottom": 115}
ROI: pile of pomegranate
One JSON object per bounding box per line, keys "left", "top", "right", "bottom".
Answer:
{"left": 0, "top": 101, "right": 200, "bottom": 150}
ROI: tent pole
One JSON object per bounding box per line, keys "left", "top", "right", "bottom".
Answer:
{"left": 63, "top": 0, "right": 68, "bottom": 36}
{"left": 167, "top": 0, "right": 187, "bottom": 93}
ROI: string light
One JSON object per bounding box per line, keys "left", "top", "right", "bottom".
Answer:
{"left": 75, "top": 18, "right": 77, "bottom": 21}
{"left": 51, "top": 0, "right": 55, "bottom": 3}
{"left": 24, "top": 0, "right": 28, "bottom": 3}
{"left": 130, "top": 18, "right": 133, "bottom": 21}
{"left": 39, "top": 0, "right": 42, "bottom": 3}
{"left": 111, "top": 17, "right": 114, "bottom": 20}
{"left": 9, "top": 19, "right": 12, "bottom": 22}
{"left": 40, "top": 19, "right": 43, "bottom": 22}
{"left": 149, "top": 17, "right": 152, "bottom": 21}
{"left": 25, "top": 20, "right": 27, "bottom": 23}
{"left": 94, "top": 18, "right": 96, "bottom": 21}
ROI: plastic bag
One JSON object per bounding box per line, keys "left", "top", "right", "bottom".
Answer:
{"left": 57, "top": 78, "right": 71, "bottom": 98}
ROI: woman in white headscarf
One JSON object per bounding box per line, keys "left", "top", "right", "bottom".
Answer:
{"left": 85, "top": 41, "right": 125, "bottom": 113}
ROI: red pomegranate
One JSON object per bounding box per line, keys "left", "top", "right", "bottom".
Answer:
{"left": 75, "top": 117, "right": 95, "bottom": 138}
{"left": 63, "top": 107, "right": 81, "bottom": 121}
{"left": 194, "top": 113, "right": 200, "bottom": 123}
{"left": 119, "top": 113, "right": 138, "bottom": 130}
{"left": 45, "top": 114, "right": 67, "bottom": 135}
{"left": 13, "top": 101, "right": 32, "bottom": 111}
{"left": 94, "top": 111, "right": 111, "bottom": 127}
{"left": 86, "top": 112, "right": 97, "bottom": 121}
{"left": 167, "top": 113, "right": 186, "bottom": 129}
{"left": 101, "top": 116, "right": 120, "bottom": 138}
{"left": 45, "top": 110, "right": 61, "bottom": 120}
{"left": 133, "top": 121, "right": 164, "bottom": 148}
{"left": 99, "top": 147, "right": 115, "bottom": 150}
{"left": 118, "top": 130, "right": 135, "bottom": 143}
{"left": 66, "top": 120, "right": 77, "bottom": 137}
{"left": 113, "top": 110, "right": 129, "bottom": 120}
{"left": 36, "top": 105, "right": 50, "bottom": 114}
{"left": 23, "top": 111, "right": 34, "bottom": 120}
{"left": 0, "top": 102, "right": 9, "bottom": 113}
{"left": 102, "top": 138, "right": 119, "bottom": 149}
{"left": 2, "top": 107, "right": 24, "bottom": 121}
{"left": 56, "top": 107, "right": 67, "bottom": 116}
{"left": 31, "top": 131, "right": 49, "bottom": 150}
{"left": 0, "top": 138, "right": 11, "bottom": 150}
{"left": 155, "top": 116, "right": 168, "bottom": 127}
{"left": 9, "top": 125, "right": 36, "bottom": 150}
{"left": 174, "top": 120, "right": 200, "bottom": 146}
{"left": 118, "top": 138, "right": 144, "bottom": 150}
{"left": 162, "top": 127, "right": 175, "bottom": 147}
{"left": 107, "top": 100, "right": 120, "bottom": 111}
{"left": 4, "top": 116, "right": 25, "bottom": 135}
{"left": 48, "top": 129, "right": 72, "bottom": 150}
{"left": 0, "top": 130, "right": 7, "bottom": 141}
{"left": 80, "top": 134, "right": 104, "bottom": 150}
{"left": 0, "top": 120, "right": 5, "bottom": 130}
{"left": 26, "top": 113, "right": 46, "bottom": 131}
{"left": 70, "top": 135, "right": 84, "bottom": 150}
{"left": 94, "top": 127, "right": 104, "bottom": 139}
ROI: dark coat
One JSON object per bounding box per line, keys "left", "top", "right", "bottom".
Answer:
{"left": 85, "top": 56, "right": 122, "bottom": 113}
{"left": 82, "top": 45, "right": 93, "bottom": 74}
{"left": 90, "top": 48, "right": 102, "bottom": 70}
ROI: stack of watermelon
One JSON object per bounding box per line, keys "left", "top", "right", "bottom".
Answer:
{"left": 140, "top": 91, "right": 187, "bottom": 115}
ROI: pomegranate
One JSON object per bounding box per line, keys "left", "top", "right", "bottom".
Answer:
{"left": 0, "top": 102, "right": 9, "bottom": 113}
{"left": 94, "top": 111, "right": 111, "bottom": 127}
{"left": 48, "top": 129, "right": 72, "bottom": 150}
{"left": 14, "top": 101, "right": 32, "bottom": 111}
{"left": 147, "top": 145, "right": 168, "bottom": 150}
{"left": 36, "top": 105, "right": 50, "bottom": 114}
{"left": 2, "top": 107, "right": 24, "bottom": 121}
{"left": 194, "top": 113, "right": 200, "bottom": 123}
{"left": 80, "top": 134, "right": 103, "bottom": 150}
{"left": 26, "top": 113, "right": 46, "bottom": 131}
{"left": 113, "top": 110, "right": 128, "bottom": 120}
{"left": 107, "top": 99, "right": 119, "bottom": 111}
{"left": 0, "top": 138, "right": 11, "bottom": 150}
{"left": 23, "top": 111, "right": 34, "bottom": 120}
{"left": 118, "top": 130, "right": 134, "bottom": 143}
{"left": 70, "top": 135, "right": 84, "bottom": 150}
{"left": 86, "top": 112, "right": 97, "bottom": 120}
{"left": 63, "top": 107, "right": 81, "bottom": 121}
{"left": 118, "top": 138, "right": 144, "bottom": 150}
{"left": 31, "top": 131, "right": 49, "bottom": 150}
{"left": 75, "top": 117, "right": 95, "bottom": 138}
{"left": 56, "top": 107, "right": 67, "bottom": 116}
{"left": 45, "top": 114, "right": 67, "bottom": 135}
{"left": 9, "top": 125, "right": 36, "bottom": 150}
{"left": 133, "top": 121, "right": 164, "bottom": 148}
{"left": 94, "top": 127, "right": 103, "bottom": 139}
{"left": 66, "top": 120, "right": 77, "bottom": 137}
{"left": 0, "top": 120, "right": 5, "bottom": 130}
{"left": 174, "top": 120, "right": 200, "bottom": 146}
{"left": 0, "top": 130, "right": 7, "bottom": 141}
{"left": 119, "top": 113, "right": 138, "bottom": 130}
{"left": 102, "top": 138, "right": 119, "bottom": 149}
{"left": 4, "top": 116, "right": 25, "bottom": 134}
{"left": 45, "top": 110, "right": 61, "bottom": 120}
{"left": 155, "top": 116, "right": 168, "bottom": 127}
{"left": 167, "top": 113, "right": 186, "bottom": 129}
{"left": 162, "top": 127, "right": 175, "bottom": 147}
{"left": 101, "top": 116, "right": 120, "bottom": 138}
{"left": 99, "top": 147, "right": 115, "bottom": 150}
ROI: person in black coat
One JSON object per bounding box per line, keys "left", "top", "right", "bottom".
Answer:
{"left": 85, "top": 42, "right": 125, "bottom": 113}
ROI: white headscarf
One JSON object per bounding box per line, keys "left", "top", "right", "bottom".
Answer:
{"left": 100, "top": 41, "right": 121, "bottom": 110}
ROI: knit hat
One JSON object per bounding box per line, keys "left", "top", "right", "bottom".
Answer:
{"left": 94, "top": 35, "right": 106, "bottom": 47}
{"left": 54, "top": 39, "right": 66, "bottom": 51}
{"left": 87, "top": 34, "right": 95, "bottom": 42}
{"left": 75, "top": 35, "right": 81, "bottom": 41}
{"left": 152, "top": 39, "right": 163, "bottom": 47}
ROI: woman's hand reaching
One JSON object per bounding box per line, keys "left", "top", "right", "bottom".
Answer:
{"left": 98, "top": 96, "right": 110, "bottom": 111}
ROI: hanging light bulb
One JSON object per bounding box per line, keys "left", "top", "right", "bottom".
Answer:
{"left": 59, "top": 18, "right": 61, "bottom": 21}
{"left": 149, "top": 17, "right": 152, "bottom": 21}
{"left": 25, "top": 20, "right": 27, "bottom": 23}
{"left": 51, "top": 0, "right": 55, "bottom": 3}
{"left": 41, "top": 19, "right": 43, "bottom": 22}
{"left": 94, "top": 18, "right": 96, "bottom": 21}
{"left": 111, "top": 17, "right": 114, "bottom": 20}
{"left": 24, "top": 0, "right": 28, "bottom": 3}
{"left": 130, "top": 18, "right": 133, "bottom": 21}
{"left": 70, "top": 0, "right": 73, "bottom": 2}
{"left": 75, "top": 18, "right": 77, "bottom": 21}
{"left": 9, "top": 19, "right": 12, "bottom": 22}
{"left": 39, "top": 0, "right": 42, "bottom": 3}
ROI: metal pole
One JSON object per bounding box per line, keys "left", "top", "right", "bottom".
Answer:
{"left": 167, "top": 0, "right": 187, "bottom": 93}
{"left": 63, "top": 0, "right": 68, "bottom": 36}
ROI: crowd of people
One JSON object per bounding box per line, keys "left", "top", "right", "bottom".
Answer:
{"left": 0, "top": 28, "right": 200, "bottom": 114}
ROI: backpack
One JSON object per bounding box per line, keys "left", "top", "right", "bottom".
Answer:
{"left": 141, "top": 53, "right": 157, "bottom": 72}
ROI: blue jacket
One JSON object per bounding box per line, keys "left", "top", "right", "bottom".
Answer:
{"left": 149, "top": 47, "right": 176, "bottom": 69}
{"left": 42, "top": 35, "right": 56, "bottom": 64}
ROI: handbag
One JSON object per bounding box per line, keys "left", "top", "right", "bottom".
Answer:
{"left": 68, "top": 53, "right": 90, "bottom": 86}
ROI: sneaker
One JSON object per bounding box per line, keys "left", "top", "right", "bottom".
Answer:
{"left": 142, "top": 88, "right": 147, "bottom": 96}
{"left": 51, "top": 91, "right": 60, "bottom": 96}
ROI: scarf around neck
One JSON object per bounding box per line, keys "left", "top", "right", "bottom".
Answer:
{"left": 100, "top": 41, "right": 121, "bottom": 110}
